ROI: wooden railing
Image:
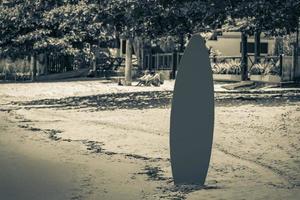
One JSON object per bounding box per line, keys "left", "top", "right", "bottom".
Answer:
{"left": 143, "top": 52, "right": 283, "bottom": 77}
{"left": 248, "top": 55, "right": 283, "bottom": 75}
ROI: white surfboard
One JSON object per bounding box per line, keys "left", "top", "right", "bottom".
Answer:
{"left": 170, "top": 35, "right": 214, "bottom": 185}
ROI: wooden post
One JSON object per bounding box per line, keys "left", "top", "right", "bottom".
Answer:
{"left": 241, "top": 32, "right": 248, "bottom": 80}
{"left": 254, "top": 31, "right": 261, "bottom": 63}
{"left": 31, "top": 53, "right": 37, "bottom": 81}
{"left": 45, "top": 54, "right": 48, "bottom": 75}
{"left": 279, "top": 54, "right": 283, "bottom": 76}
{"left": 134, "top": 37, "right": 143, "bottom": 69}
{"left": 140, "top": 39, "right": 145, "bottom": 70}
{"left": 49, "top": 55, "right": 52, "bottom": 73}
{"left": 125, "top": 38, "right": 133, "bottom": 86}
{"left": 292, "top": 44, "right": 297, "bottom": 81}
{"left": 154, "top": 53, "right": 159, "bottom": 71}
{"left": 293, "top": 18, "right": 299, "bottom": 81}
{"left": 141, "top": 40, "right": 146, "bottom": 70}
{"left": 172, "top": 51, "right": 177, "bottom": 79}
{"left": 116, "top": 33, "right": 121, "bottom": 57}
{"left": 92, "top": 54, "right": 97, "bottom": 72}
{"left": 148, "top": 51, "right": 152, "bottom": 70}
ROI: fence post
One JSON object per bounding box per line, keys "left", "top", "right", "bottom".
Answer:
{"left": 241, "top": 32, "right": 248, "bottom": 80}
{"left": 92, "top": 55, "right": 97, "bottom": 72}
{"left": 254, "top": 31, "right": 261, "bottom": 63}
{"left": 141, "top": 42, "right": 145, "bottom": 70}
{"left": 292, "top": 44, "right": 297, "bottom": 81}
{"left": 31, "top": 53, "right": 37, "bottom": 81}
{"left": 293, "top": 18, "right": 299, "bottom": 81}
{"left": 124, "top": 38, "right": 133, "bottom": 86}
{"left": 49, "top": 55, "right": 52, "bottom": 73}
{"left": 148, "top": 52, "right": 152, "bottom": 71}
{"left": 279, "top": 54, "right": 283, "bottom": 77}
{"left": 156, "top": 54, "right": 159, "bottom": 70}
{"left": 172, "top": 51, "right": 177, "bottom": 79}
{"left": 44, "top": 54, "right": 48, "bottom": 75}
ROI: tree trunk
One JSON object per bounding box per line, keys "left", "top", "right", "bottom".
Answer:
{"left": 31, "top": 54, "right": 37, "bottom": 81}
{"left": 241, "top": 33, "right": 248, "bottom": 81}
{"left": 125, "top": 38, "right": 133, "bottom": 86}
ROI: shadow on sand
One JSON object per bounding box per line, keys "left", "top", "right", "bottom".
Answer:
{"left": 11, "top": 90, "right": 300, "bottom": 111}
{"left": 13, "top": 91, "right": 174, "bottom": 111}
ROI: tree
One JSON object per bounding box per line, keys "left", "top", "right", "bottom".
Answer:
{"left": 0, "top": 1, "right": 236, "bottom": 82}
{"left": 103, "top": 0, "right": 229, "bottom": 84}
{"left": 0, "top": 0, "right": 113, "bottom": 80}
{"left": 0, "top": 0, "right": 58, "bottom": 80}
{"left": 102, "top": 0, "right": 163, "bottom": 85}
{"left": 2, "top": 1, "right": 299, "bottom": 82}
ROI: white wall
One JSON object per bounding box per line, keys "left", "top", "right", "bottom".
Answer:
{"left": 206, "top": 32, "right": 276, "bottom": 56}
{"left": 206, "top": 37, "right": 241, "bottom": 56}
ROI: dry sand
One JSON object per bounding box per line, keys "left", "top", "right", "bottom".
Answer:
{"left": 0, "top": 80, "right": 300, "bottom": 200}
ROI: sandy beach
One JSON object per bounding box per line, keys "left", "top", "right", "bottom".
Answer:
{"left": 0, "top": 79, "right": 300, "bottom": 200}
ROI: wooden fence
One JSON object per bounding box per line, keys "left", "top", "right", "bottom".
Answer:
{"left": 0, "top": 54, "right": 78, "bottom": 81}
{"left": 142, "top": 52, "right": 292, "bottom": 80}
{"left": 45, "top": 55, "right": 75, "bottom": 74}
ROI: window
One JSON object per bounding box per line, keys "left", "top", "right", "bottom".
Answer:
{"left": 240, "top": 42, "right": 268, "bottom": 54}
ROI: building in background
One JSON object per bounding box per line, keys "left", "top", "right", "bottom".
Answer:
{"left": 206, "top": 32, "right": 275, "bottom": 56}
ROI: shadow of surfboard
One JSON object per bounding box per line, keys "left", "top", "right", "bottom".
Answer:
{"left": 170, "top": 35, "right": 215, "bottom": 185}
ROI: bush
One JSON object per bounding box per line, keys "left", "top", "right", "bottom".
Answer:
{"left": 225, "top": 59, "right": 241, "bottom": 74}
{"left": 250, "top": 63, "right": 267, "bottom": 75}
{"left": 264, "top": 60, "right": 281, "bottom": 75}
{"left": 212, "top": 59, "right": 241, "bottom": 75}
{"left": 212, "top": 62, "right": 228, "bottom": 74}
{"left": 0, "top": 58, "right": 31, "bottom": 81}
{"left": 250, "top": 59, "right": 280, "bottom": 76}
{"left": 87, "top": 53, "right": 125, "bottom": 78}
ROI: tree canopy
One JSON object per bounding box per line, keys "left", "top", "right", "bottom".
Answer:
{"left": 0, "top": 0, "right": 299, "bottom": 58}
{"left": 0, "top": 0, "right": 112, "bottom": 58}
{"left": 223, "top": 0, "right": 300, "bottom": 35}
